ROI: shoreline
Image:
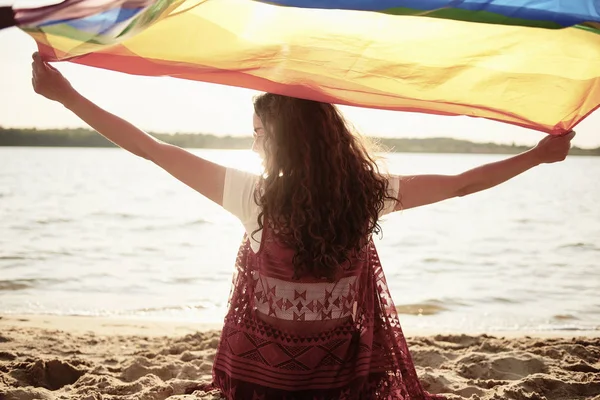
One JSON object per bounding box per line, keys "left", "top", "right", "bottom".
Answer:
{"left": 0, "top": 314, "right": 222, "bottom": 338}
{"left": 1, "top": 314, "right": 599, "bottom": 338}
{"left": 1, "top": 130, "right": 599, "bottom": 155}
{"left": 2, "top": 314, "right": 600, "bottom": 400}
{"left": 2, "top": 145, "right": 599, "bottom": 156}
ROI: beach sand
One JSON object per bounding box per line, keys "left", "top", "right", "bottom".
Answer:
{"left": 1, "top": 315, "right": 599, "bottom": 400}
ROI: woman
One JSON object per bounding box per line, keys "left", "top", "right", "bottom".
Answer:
{"left": 31, "top": 52, "right": 574, "bottom": 400}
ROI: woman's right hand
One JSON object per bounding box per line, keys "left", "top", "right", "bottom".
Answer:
{"left": 31, "top": 52, "right": 76, "bottom": 104}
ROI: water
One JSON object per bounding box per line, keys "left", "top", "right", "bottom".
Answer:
{"left": 1, "top": 147, "right": 599, "bottom": 333}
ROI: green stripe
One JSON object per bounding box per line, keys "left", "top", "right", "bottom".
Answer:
{"left": 23, "top": 24, "right": 100, "bottom": 43}
{"left": 577, "top": 21, "right": 600, "bottom": 35}
{"left": 23, "top": 24, "right": 120, "bottom": 45}
{"left": 118, "top": 0, "right": 174, "bottom": 38}
{"left": 383, "top": 7, "right": 600, "bottom": 35}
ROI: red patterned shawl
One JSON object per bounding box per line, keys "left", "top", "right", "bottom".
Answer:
{"left": 204, "top": 222, "right": 446, "bottom": 399}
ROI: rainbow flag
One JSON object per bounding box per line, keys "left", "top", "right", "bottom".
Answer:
{"left": 2, "top": 0, "right": 599, "bottom": 134}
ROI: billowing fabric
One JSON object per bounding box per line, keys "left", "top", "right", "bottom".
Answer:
{"left": 1, "top": 0, "right": 599, "bottom": 134}
{"left": 199, "top": 221, "right": 445, "bottom": 399}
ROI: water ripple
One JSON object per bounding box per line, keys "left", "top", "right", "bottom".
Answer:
{"left": 0, "top": 278, "right": 61, "bottom": 291}
{"left": 35, "top": 217, "right": 73, "bottom": 225}
{"left": 558, "top": 242, "right": 599, "bottom": 252}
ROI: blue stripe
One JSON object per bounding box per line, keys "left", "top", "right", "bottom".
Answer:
{"left": 259, "top": 0, "right": 600, "bottom": 26}
{"left": 38, "top": 6, "right": 144, "bottom": 32}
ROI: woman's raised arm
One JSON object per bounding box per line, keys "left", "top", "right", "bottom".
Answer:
{"left": 395, "top": 131, "right": 575, "bottom": 211}
{"left": 31, "top": 52, "right": 225, "bottom": 205}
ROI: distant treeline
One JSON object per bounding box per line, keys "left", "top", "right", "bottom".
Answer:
{"left": 1, "top": 127, "right": 598, "bottom": 156}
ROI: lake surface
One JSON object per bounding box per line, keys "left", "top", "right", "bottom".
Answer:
{"left": 1, "top": 147, "right": 599, "bottom": 333}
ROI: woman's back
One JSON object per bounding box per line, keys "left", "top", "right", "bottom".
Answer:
{"left": 242, "top": 217, "right": 363, "bottom": 332}
{"left": 249, "top": 93, "right": 395, "bottom": 281}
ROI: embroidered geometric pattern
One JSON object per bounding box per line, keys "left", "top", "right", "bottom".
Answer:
{"left": 251, "top": 272, "right": 358, "bottom": 321}
{"left": 199, "top": 222, "right": 446, "bottom": 400}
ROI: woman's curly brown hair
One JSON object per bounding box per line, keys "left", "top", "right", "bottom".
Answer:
{"left": 252, "top": 93, "right": 397, "bottom": 280}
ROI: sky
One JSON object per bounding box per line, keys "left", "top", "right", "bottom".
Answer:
{"left": 0, "top": 2, "right": 599, "bottom": 149}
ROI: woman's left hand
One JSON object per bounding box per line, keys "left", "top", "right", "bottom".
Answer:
{"left": 532, "top": 131, "right": 575, "bottom": 164}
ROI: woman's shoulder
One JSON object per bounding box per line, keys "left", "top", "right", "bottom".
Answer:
{"left": 226, "top": 166, "right": 261, "bottom": 182}
{"left": 223, "top": 167, "right": 261, "bottom": 224}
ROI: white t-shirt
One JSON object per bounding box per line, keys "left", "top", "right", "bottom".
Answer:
{"left": 223, "top": 168, "right": 400, "bottom": 252}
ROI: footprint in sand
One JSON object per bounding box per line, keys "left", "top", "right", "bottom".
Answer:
{"left": 121, "top": 357, "right": 175, "bottom": 382}
{"left": 11, "top": 359, "right": 86, "bottom": 390}
{"left": 411, "top": 348, "right": 451, "bottom": 369}
{"left": 560, "top": 341, "right": 600, "bottom": 364}
{"left": 503, "top": 376, "right": 600, "bottom": 400}
{"left": 432, "top": 334, "right": 484, "bottom": 350}
{"left": 0, "top": 351, "right": 16, "bottom": 360}
{"left": 456, "top": 352, "right": 547, "bottom": 381}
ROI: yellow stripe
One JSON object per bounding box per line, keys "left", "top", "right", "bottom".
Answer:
{"left": 28, "top": 0, "right": 600, "bottom": 132}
